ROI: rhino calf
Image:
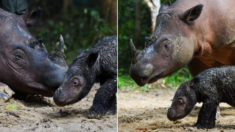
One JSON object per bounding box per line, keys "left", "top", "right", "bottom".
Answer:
{"left": 53, "top": 35, "right": 117, "bottom": 118}
{"left": 167, "top": 66, "right": 235, "bottom": 129}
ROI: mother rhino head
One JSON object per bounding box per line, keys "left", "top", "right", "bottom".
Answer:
{"left": 130, "top": 2, "right": 204, "bottom": 86}
{"left": 0, "top": 7, "right": 68, "bottom": 96}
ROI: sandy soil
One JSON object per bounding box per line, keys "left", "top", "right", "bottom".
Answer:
{"left": 118, "top": 87, "right": 235, "bottom": 132}
{"left": 0, "top": 84, "right": 117, "bottom": 132}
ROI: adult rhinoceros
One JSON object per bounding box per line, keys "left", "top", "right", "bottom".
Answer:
{"left": 0, "top": 7, "right": 68, "bottom": 100}
{"left": 130, "top": 0, "right": 235, "bottom": 86}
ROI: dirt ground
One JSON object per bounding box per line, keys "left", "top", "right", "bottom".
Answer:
{"left": 0, "top": 84, "right": 117, "bottom": 132}
{"left": 118, "top": 86, "right": 235, "bottom": 132}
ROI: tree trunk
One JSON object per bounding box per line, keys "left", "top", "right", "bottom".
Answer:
{"left": 135, "top": 0, "right": 141, "bottom": 45}
{"left": 63, "top": 0, "right": 69, "bottom": 13}
{"left": 102, "top": 0, "right": 112, "bottom": 21}
{"left": 110, "top": 0, "right": 117, "bottom": 34}
{"left": 144, "top": 0, "right": 160, "bottom": 32}
{"left": 102, "top": 0, "right": 117, "bottom": 34}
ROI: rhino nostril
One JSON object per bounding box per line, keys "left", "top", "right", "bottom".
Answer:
{"left": 142, "top": 77, "right": 148, "bottom": 81}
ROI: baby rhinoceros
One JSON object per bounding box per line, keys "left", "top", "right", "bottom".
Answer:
{"left": 53, "top": 35, "right": 117, "bottom": 118}
{"left": 167, "top": 66, "right": 235, "bottom": 129}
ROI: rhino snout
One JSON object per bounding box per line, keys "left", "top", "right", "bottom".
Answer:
{"left": 167, "top": 107, "right": 177, "bottom": 121}
{"left": 130, "top": 63, "right": 154, "bottom": 86}
{"left": 53, "top": 88, "right": 66, "bottom": 106}
{"left": 143, "top": 64, "right": 154, "bottom": 76}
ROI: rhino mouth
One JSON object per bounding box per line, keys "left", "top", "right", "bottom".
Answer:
{"left": 147, "top": 72, "right": 164, "bottom": 84}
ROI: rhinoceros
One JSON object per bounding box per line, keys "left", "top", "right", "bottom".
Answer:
{"left": 0, "top": 7, "right": 68, "bottom": 100}
{"left": 129, "top": 0, "right": 235, "bottom": 86}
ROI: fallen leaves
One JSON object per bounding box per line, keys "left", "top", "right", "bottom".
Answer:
{"left": 6, "top": 104, "right": 18, "bottom": 110}
{"left": 136, "top": 127, "right": 147, "bottom": 131}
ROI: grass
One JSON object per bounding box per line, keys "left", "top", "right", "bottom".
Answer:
{"left": 118, "top": 66, "right": 192, "bottom": 91}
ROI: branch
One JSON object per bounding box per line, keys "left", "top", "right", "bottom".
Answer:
{"left": 144, "top": 0, "right": 153, "bottom": 9}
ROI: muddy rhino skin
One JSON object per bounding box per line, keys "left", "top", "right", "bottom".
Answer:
{"left": 53, "top": 35, "right": 117, "bottom": 118}
{"left": 168, "top": 66, "right": 235, "bottom": 129}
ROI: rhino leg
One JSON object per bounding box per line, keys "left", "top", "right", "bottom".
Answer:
{"left": 0, "top": 83, "right": 15, "bottom": 102}
{"left": 193, "top": 101, "right": 217, "bottom": 129}
{"left": 88, "top": 76, "right": 117, "bottom": 119}
{"left": 106, "top": 94, "right": 117, "bottom": 115}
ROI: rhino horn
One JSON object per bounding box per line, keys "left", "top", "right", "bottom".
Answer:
{"left": 130, "top": 39, "right": 138, "bottom": 59}
{"left": 59, "top": 34, "right": 65, "bottom": 53}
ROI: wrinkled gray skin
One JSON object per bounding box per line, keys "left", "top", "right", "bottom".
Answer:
{"left": 54, "top": 36, "right": 117, "bottom": 119}
{"left": 168, "top": 66, "right": 235, "bottom": 129}
{"left": 0, "top": 7, "right": 68, "bottom": 97}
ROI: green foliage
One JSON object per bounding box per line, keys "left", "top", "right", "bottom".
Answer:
{"left": 118, "top": 69, "right": 153, "bottom": 92}
{"left": 163, "top": 66, "right": 192, "bottom": 87}
{"left": 118, "top": 69, "right": 138, "bottom": 89}
{"left": 161, "top": 0, "right": 176, "bottom": 3}
{"left": 118, "top": 0, "right": 152, "bottom": 72}
{"left": 29, "top": 1, "right": 115, "bottom": 64}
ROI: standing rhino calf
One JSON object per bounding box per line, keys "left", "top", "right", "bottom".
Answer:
{"left": 53, "top": 35, "right": 117, "bottom": 118}
{"left": 167, "top": 66, "right": 235, "bottom": 129}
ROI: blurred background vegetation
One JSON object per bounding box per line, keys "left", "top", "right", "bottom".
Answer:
{"left": 27, "top": 0, "right": 117, "bottom": 64}
{"left": 118, "top": 0, "right": 192, "bottom": 90}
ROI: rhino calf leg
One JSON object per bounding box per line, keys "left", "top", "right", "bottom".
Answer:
{"left": 0, "top": 83, "right": 15, "bottom": 102}
{"left": 193, "top": 101, "right": 217, "bottom": 129}
{"left": 106, "top": 95, "right": 117, "bottom": 115}
{"left": 88, "top": 77, "right": 117, "bottom": 119}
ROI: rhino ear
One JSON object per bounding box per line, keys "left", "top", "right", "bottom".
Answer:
{"left": 190, "top": 77, "right": 200, "bottom": 88}
{"left": 179, "top": 4, "right": 203, "bottom": 22}
{"left": 159, "top": 1, "right": 171, "bottom": 13}
{"left": 21, "top": 7, "right": 43, "bottom": 27}
{"left": 85, "top": 53, "right": 98, "bottom": 67}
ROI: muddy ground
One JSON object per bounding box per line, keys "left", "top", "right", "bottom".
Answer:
{"left": 0, "top": 84, "right": 117, "bottom": 132}
{"left": 118, "top": 85, "right": 235, "bottom": 132}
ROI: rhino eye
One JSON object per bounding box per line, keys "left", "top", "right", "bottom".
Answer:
{"left": 178, "top": 99, "right": 184, "bottom": 105}
{"left": 15, "top": 54, "right": 22, "bottom": 60}
{"left": 164, "top": 42, "right": 171, "bottom": 51}
{"left": 73, "top": 79, "right": 79, "bottom": 86}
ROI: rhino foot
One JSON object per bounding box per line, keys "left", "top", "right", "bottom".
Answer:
{"left": 106, "top": 95, "right": 116, "bottom": 115}
{"left": 193, "top": 122, "right": 215, "bottom": 129}
{"left": 0, "top": 86, "right": 15, "bottom": 102}
{"left": 88, "top": 104, "right": 106, "bottom": 119}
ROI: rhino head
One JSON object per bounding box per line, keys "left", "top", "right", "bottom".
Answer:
{"left": 0, "top": 7, "right": 68, "bottom": 96}
{"left": 130, "top": 3, "right": 204, "bottom": 86}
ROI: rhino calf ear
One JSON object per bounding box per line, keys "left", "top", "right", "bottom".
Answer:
{"left": 77, "top": 49, "right": 89, "bottom": 58}
{"left": 21, "top": 7, "right": 43, "bottom": 27}
{"left": 179, "top": 4, "right": 203, "bottom": 22}
{"left": 190, "top": 77, "right": 200, "bottom": 88}
{"left": 159, "top": 1, "right": 171, "bottom": 13}
{"left": 85, "top": 53, "right": 98, "bottom": 67}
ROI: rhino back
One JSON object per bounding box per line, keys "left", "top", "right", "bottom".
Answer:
{"left": 90, "top": 35, "right": 117, "bottom": 75}
{"left": 195, "top": 66, "right": 235, "bottom": 105}
{"left": 169, "top": 0, "right": 235, "bottom": 47}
